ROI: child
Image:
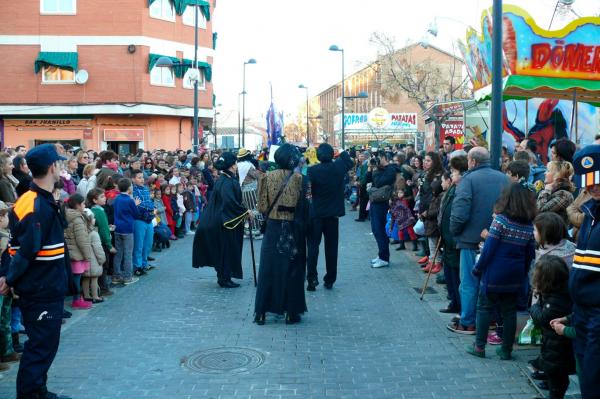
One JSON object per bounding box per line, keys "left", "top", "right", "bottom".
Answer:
{"left": 64, "top": 193, "right": 93, "bottom": 310}
{"left": 506, "top": 160, "right": 530, "bottom": 183}
{"left": 112, "top": 178, "right": 140, "bottom": 285}
{"left": 86, "top": 188, "right": 116, "bottom": 291}
{"left": 132, "top": 170, "right": 155, "bottom": 275}
{"left": 534, "top": 212, "right": 576, "bottom": 268}
{"left": 390, "top": 189, "right": 417, "bottom": 251}
{"left": 530, "top": 255, "right": 576, "bottom": 399}
{"left": 0, "top": 201, "right": 20, "bottom": 370}
{"left": 82, "top": 209, "right": 106, "bottom": 303}
{"left": 182, "top": 182, "right": 197, "bottom": 235}
{"left": 171, "top": 184, "right": 184, "bottom": 238}
{"left": 161, "top": 185, "right": 177, "bottom": 239}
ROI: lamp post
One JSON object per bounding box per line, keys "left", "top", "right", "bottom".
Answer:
{"left": 343, "top": 92, "right": 368, "bottom": 147}
{"left": 242, "top": 58, "right": 256, "bottom": 149}
{"left": 298, "top": 84, "right": 310, "bottom": 146}
{"left": 238, "top": 92, "right": 244, "bottom": 148}
{"left": 490, "top": 0, "right": 503, "bottom": 170}
{"left": 329, "top": 45, "right": 345, "bottom": 149}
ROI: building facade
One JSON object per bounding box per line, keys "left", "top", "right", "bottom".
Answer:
{"left": 315, "top": 43, "right": 465, "bottom": 148}
{"left": 0, "top": 0, "right": 216, "bottom": 153}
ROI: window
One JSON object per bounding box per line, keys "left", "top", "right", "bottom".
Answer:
{"left": 149, "top": 0, "right": 175, "bottom": 22}
{"left": 183, "top": 67, "right": 205, "bottom": 90}
{"left": 40, "top": 0, "right": 76, "bottom": 14}
{"left": 42, "top": 66, "right": 75, "bottom": 84}
{"left": 150, "top": 66, "right": 175, "bottom": 87}
{"left": 182, "top": 6, "right": 207, "bottom": 28}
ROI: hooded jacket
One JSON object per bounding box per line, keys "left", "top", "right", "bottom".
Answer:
{"left": 64, "top": 208, "right": 92, "bottom": 262}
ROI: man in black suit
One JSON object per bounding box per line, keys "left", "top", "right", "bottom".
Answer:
{"left": 306, "top": 144, "right": 354, "bottom": 291}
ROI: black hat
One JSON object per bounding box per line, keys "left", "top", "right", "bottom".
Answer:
{"left": 274, "top": 144, "right": 301, "bottom": 170}
{"left": 25, "top": 143, "right": 67, "bottom": 169}
{"left": 214, "top": 152, "right": 237, "bottom": 171}
{"left": 316, "top": 143, "right": 334, "bottom": 163}
{"left": 573, "top": 144, "right": 600, "bottom": 188}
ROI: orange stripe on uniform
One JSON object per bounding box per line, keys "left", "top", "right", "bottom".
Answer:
{"left": 587, "top": 173, "right": 594, "bottom": 187}
{"left": 13, "top": 191, "right": 37, "bottom": 220}
{"left": 37, "top": 248, "right": 64, "bottom": 257}
{"left": 574, "top": 255, "right": 600, "bottom": 265}
{"left": 8, "top": 249, "right": 16, "bottom": 256}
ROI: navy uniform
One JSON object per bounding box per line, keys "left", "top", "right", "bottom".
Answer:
{"left": 570, "top": 144, "right": 600, "bottom": 399}
{"left": 0, "top": 144, "right": 70, "bottom": 399}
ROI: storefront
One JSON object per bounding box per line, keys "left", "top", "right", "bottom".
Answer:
{"left": 2, "top": 117, "right": 94, "bottom": 150}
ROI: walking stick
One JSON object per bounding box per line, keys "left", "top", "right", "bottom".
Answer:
{"left": 248, "top": 217, "right": 257, "bottom": 287}
{"left": 420, "top": 237, "right": 442, "bottom": 300}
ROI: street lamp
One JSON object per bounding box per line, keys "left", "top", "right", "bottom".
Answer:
{"left": 329, "top": 44, "right": 345, "bottom": 149}
{"left": 298, "top": 84, "right": 310, "bottom": 146}
{"left": 242, "top": 58, "right": 257, "bottom": 148}
{"left": 212, "top": 103, "right": 221, "bottom": 149}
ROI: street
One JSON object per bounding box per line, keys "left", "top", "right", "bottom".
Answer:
{"left": 0, "top": 211, "right": 541, "bottom": 399}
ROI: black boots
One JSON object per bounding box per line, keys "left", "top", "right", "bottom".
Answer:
{"left": 396, "top": 242, "right": 406, "bottom": 250}
{"left": 12, "top": 333, "right": 23, "bottom": 353}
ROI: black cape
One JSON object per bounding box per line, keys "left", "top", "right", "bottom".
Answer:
{"left": 192, "top": 171, "right": 247, "bottom": 279}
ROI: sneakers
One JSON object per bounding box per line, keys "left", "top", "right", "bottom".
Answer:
{"left": 71, "top": 298, "right": 92, "bottom": 310}
{"left": 186, "top": 230, "right": 195, "bottom": 235}
{"left": 487, "top": 332, "right": 503, "bottom": 345}
{"left": 123, "top": 277, "right": 139, "bottom": 285}
{"left": 371, "top": 257, "right": 381, "bottom": 264}
{"left": 465, "top": 343, "right": 485, "bottom": 358}
{"left": 371, "top": 259, "right": 389, "bottom": 268}
{"left": 447, "top": 322, "right": 476, "bottom": 335}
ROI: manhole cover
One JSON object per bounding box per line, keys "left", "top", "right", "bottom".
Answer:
{"left": 413, "top": 287, "right": 437, "bottom": 294}
{"left": 183, "top": 347, "right": 265, "bottom": 374}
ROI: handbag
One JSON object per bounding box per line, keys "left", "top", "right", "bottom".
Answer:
{"left": 260, "top": 172, "right": 293, "bottom": 234}
{"left": 368, "top": 184, "right": 393, "bottom": 203}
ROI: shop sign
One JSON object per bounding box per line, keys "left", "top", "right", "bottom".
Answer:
{"left": 440, "top": 119, "right": 465, "bottom": 149}
{"left": 336, "top": 110, "right": 417, "bottom": 132}
{"left": 458, "top": 5, "right": 600, "bottom": 90}
{"left": 10, "top": 118, "right": 93, "bottom": 127}
{"left": 368, "top": 108, "right": 392, "bottom": 129}
{"left": 103, "top": 129, "right": 144, "bottom": 142}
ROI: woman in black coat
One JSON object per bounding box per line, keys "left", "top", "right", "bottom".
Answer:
{"left": 12, "top": 155, "right": 33, "bottom": 197}
{"left": 192, "top": 152, "right": 249, "bottom": 288}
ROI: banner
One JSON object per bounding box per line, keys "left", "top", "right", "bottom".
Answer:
{"left": 335, "top": 109, "right": 417, "bottom": 133}
{"left": 266, "top": 102, "right": 283, "bottom": 146}
{"left": 440, "top": 120, "right": 465, "bottom": 149}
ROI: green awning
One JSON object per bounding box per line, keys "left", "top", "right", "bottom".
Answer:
{"left": 475, "top": 75, "right": 600, "bottom": 107}
{"left": 178, "top": 59, "right": 212, "bottom": 82}
{"left": 212, "top": 32, "right": 217, "bottom": 49}
{"left": 148, "top": 53, "right": 179, "bottom": 73}
{"left": 34, "top": 52, "right": 78, "bottom": 73}
{"left": 148, "top": 0, "right": 210, "bottom": 20}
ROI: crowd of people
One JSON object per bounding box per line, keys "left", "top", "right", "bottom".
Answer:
{"left": 0, "top": 132, "right": 599, "bottom": 398}
{"left": 347, "top": 135, "right": 600, "bottom": 399}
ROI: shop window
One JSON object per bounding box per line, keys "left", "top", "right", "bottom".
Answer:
{"left": 42, "top": 66, "right": 75, "bottom": 84}
{"left": 183, "top": 68, "right": 205, "bottom": 90}
{"left": 40, "top": 0, "right": 76, "bottom": 14}
{"left": 149, "top": 0, "right": 175, "bottom": 22}
{"left": 150, "top": 66, "right": 175, "bottom": 87}
{"left": 182, "top": 6, "right": 207, "bottom": 28}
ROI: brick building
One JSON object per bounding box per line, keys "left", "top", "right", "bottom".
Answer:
{"left": 314, "top": 43, "right": 464, "bottom": 147}
{"left": 0, "top": 0, "right": 216, "bottom": 153}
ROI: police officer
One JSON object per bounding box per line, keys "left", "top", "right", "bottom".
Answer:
{"left": 0, "top": 144, "right": 71, "bottom": 399}
{"left": 570, "top": 144, "right": 600, "bottom": 399}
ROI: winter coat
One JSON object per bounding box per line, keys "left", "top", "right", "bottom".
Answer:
{"left": 0, "top": 175, "right": 18, "bottom": 203}
{"left": 439, "top": 184, "right": 460, "bottom": 269}
{"left": 417, "top": 172, "right": 441, "bottom": 215}
{"left": 64, "top": 208, "right": 92, "bottom": 262}
{"left": 83, "top": 227, "right": 106, "bottom": 277}
{"left": 12, "top": 168, "right": 32, "bottom": 197}
{"left": 450, "top": 163, "right": 510, "bottom": 249}
{"left": 77, "top": 175, "right": 97, "bottom": 197}
{"left": 567, "top": 189, "right": 591, "bottom": 240}
{"left": 536, "top": 181, "right": 574, "bottom": 226}
{"left": 423, "top": 193, "right": 442, "bottom": 237}
{"left": 530, "top": 290, "right": 576, "bottom": 375}
{"left": 61, "top": 174, "right": 76, "bottom": 195}
{"left": 90, "top": 205, "right": 112, "bottom": 250}
{"left": 154, "top": 198, "right": 168, "bottom": 226}
{"left": 390, "top": 198, "right": 415, "bottom": 231}
{"left": 183, "top": 190, "right": 197, "bottom": 212}
{"left": 535, "top": 239, "right": 576, "bottom": 269}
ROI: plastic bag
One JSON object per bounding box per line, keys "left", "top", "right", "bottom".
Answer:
{"left": 517, "top": 318, "right": 542, "bottom": 345}
{"left": 414, "top": 219, "right": 425, "bottom": 236}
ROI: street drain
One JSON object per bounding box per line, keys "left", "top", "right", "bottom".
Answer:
{"left": 413, "top": 287, "right": 437, "bottom": 294}
{"left": 183, "top": 347, "right": 265, "bottom": 374}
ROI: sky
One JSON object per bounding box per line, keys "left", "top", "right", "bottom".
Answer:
{"left": 212, "top": 0, "right": 600, "bottom": 127}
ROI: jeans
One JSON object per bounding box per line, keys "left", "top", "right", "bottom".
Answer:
{"left": 133, "top": 220, "right": 154, "bottom": 269}
{"left": 459, "top": 249, "right": 479, "bottom": 327}
{"left": 0, "top": 295, "right": 14, "bottom": 356}
{"left": 17, "top": 299, "right": 63, "bottom": 398}
{"left": 475, "top": 292, "right": 518, "bottom": 354}
{"left": 184, "top": 211, "right": 194, "bottom": 233}
{"left": 370, "top": 202, "right": 390, "bottom": 262}
{"left": 71, "top": 274, "right": 82, "bottom": 301}
{"left": 307, "top": 216, "right": 340, "bottom": 285}
{"left": 114, "top": 233, "right": 134, "bottom": 279}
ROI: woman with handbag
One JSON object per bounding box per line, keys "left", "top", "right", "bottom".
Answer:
{"left": 367, "top": 153, "right": 397, "bottom": 268}
{"left": 254, "top": 144, "right": 308, "bottom": 325}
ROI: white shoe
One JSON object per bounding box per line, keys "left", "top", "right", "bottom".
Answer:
{"left": 371, "top": 257, "right": 381, "bottom": 264}
{"left": 186, "top": 231, "right": 195, "bottom": 235}
{"left": 371, "top": 259, "right": 389, "bottom": 268}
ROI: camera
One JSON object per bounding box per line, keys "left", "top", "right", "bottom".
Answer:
{"left": 369, "top": 157, "right": 379, "bottom": 166}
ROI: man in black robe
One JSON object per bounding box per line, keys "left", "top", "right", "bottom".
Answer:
{"left": 306, "top": 144, "right": 354, "bottom": 290}
{"left": 192, "top": 152, "right": 250, "bottom": 288}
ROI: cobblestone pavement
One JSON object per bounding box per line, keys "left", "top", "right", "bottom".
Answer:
{"left": 0, "top": 210, "right": 546, "bottom": 399}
